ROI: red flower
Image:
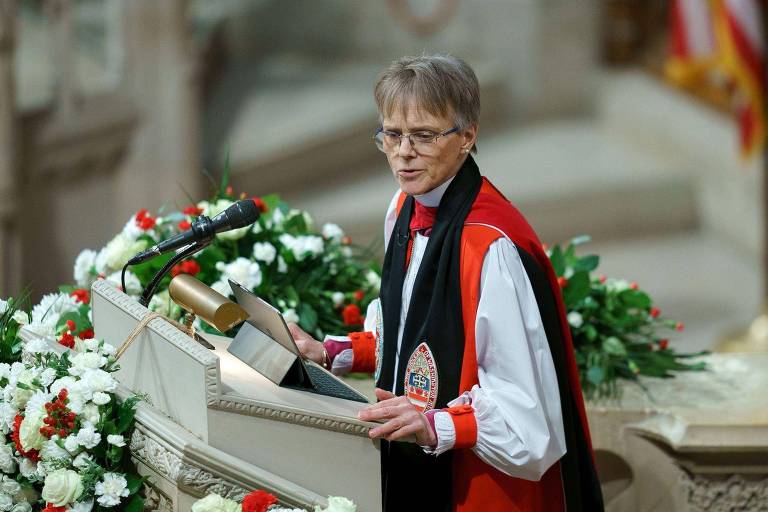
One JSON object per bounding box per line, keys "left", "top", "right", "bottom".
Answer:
{"left": 252, "top": 197, "right": 268, "bottom": 213}
{"left": 675, "top": 322, "right": 685, "bottom": 332}
{"left": 649, "top": 307, "right": 660, "bottom": 318}
{"left": 630, "top": 281, "right": 639, "bottom": 290}
{"left": 341, "top": 236, "right": 352, "bottom": 245}
{"left": 659, "top": 339, "right": 669, "bottom": 350}
{"left": 557, "top": 277, "right": 568, "bottom": 288}
{"left": 599, "top": 274, "right": 607, "bottom": 284}
{"left": 171, "top": 259, "right": 201, "bottom": 277}
{"left": 342, "top": 304, "right": 363, "bottom": 325}
{"left": 78, "top": 328, "right": 94, "bottom": 339}
{"left": 69, "top": 288, "right": 90, "bottom": 305}
{"left": 183, "top": 205, "right": 204, "bottom": 216}
{"left": 354, "top": 290, "right": 365, "bottom": 302}
{"left": 65, "top": 320, "right": 76, "bottom": 332}
{"left": 542, "top": 243, "right": 549, "bottom": 251}
{"left": 135, "top": 209, "right": 149, "bottom": 221}
{"left": 43, "top": 505, "right": 68, "bottom": 512}
{"left": 226, "top": 185, "right": 234, "bottom": 196}
{"left": 242, "top": 490, "right": 278, "bottom": 512}
{"left": 178, "top": 220, "right": 192, "bottom": 231}
{"left": 58, "top": 332, "right": 75, "bottom": 349}
{"left": 138, "top": 216, "right": 156, "bottom": 230}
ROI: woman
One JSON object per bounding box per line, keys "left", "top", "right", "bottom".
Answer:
{"left": 289, "top": 54, "right": 603, "bottom": 512}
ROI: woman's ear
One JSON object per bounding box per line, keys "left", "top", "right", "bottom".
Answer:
{"left": 461, "top": 124, "right": 478, "bottom": 153}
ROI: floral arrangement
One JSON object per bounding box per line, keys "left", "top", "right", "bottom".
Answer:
{"left": 39, "top": 184, "right": 379, "bottom": 344}
{"left": 191, "top": 489, "right": 356, "bottom": 512}
{"left": 549, "top": 236, "right": 706, "bottom": 399}
{"left": 0, "top": 297, "right": 143, "bottom": 511}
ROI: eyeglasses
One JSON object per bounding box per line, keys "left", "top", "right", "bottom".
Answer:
{"left": 373, "top": 126, "right": 459, "bottom": 154}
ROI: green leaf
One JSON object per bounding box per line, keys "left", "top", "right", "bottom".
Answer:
{"left": 116, "top": 396, "right": 139, "bottom": 434}
{"left": 602, "top": 336, "right": 627, "bottom": 356}
{"left": 219, "top": 150, "right": 231, "bottom": 198}
{"left": 573, "top": 255, "right": 599, "bottom": 273}
{"left": 124, "top": 493, "right": 145, "bottom": 512}
{"left": 126, "top": 473, "right": 146, "bottom": 494}
{"left": 298, "top": 303, "right": 319, "bottom": 332}
{"left": 550, "top": 245, "right": 565, "bottom": 276}
{"left": 562, "top": 272, "right": 590, "bottom": 306}
{"left": 586, "top": 365, "right": 604, "bottom": 386}
{"left": 618, "top": 289, "right": 652, "bottom": 309}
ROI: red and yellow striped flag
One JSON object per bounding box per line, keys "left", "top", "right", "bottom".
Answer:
{"left": 667, "top": 0, "right": 765, "bottom": 159}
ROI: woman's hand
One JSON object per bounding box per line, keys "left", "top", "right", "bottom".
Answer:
{"left": 287, "top": 322, "right": 325, "bottom": 365}
{"left": 358, "top": 389, "right": 437, "bottom": 447}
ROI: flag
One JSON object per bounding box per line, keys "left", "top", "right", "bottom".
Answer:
{"left": 667, "top": 0, "right": 766, "bottom": 159}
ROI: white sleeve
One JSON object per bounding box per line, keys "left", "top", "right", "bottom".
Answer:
{"left": 383, "top": 189, "right": 400, "bottom": 253}
{"left": 427, "top": 237, "right": 567, "bottom": 481}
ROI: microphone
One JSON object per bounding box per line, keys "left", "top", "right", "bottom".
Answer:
{"left": 127, "top": 199, "right": 260, "bottom": 266}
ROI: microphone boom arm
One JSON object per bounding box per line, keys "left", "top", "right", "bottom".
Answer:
{"left": 137, "top": 240, "right": 212, "bottom": 307}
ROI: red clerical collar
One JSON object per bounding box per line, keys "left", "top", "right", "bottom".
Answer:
{"left": 410, "top": 201, "right": 438, "bottom": 235}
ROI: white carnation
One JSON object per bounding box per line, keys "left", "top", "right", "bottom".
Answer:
{"left": 72, "top": 452, "right": 92, "bottom": 469}
{"left": 73, "top": 250, "right": 99, "bottom": 288}
{"left": 41, "top": 438, "right": 72, "bottom": 464}
{"left": 331, "top": 292, "right": 344, "bottom": 306}
{"left": 215, "top": 258, "right": 262, "bottom": 290}
{"left": 316, "top": 496, "right": 357, "bottom": 512}
{"left": 11, "top": 310, "right": 28, "bottom": 326}
{"left": 11, "top": 503, "right": 32, "bottom": 512}
{"left": 80, "top": 369, "right": 117, "bottom": 394}
{"left": 340, "top": 246, "right": 352, "bottom": 258}
{"left": 567, "top": 311, "right": 584, "bottom": 328}
{"left": 81, "top": 403, "right": 101, "bottom": 425}
{"left": 106, "top": 270, "right": 141, "bottom": 296}
{"left": 282, "top": 309, "right": 299, "bottom": 324}
{"left": 121, "top": 215, "right": 144, "bottom": 240}
{"left": 64, "top": 436, "right": 81, "bottom": 455}
{"left": 253, "top": 242, "right": 276, "bottom": 264}
{"left": 23, "top": 338, "right": 51, "bottom": 355}
{"left": 277, "top": 256, "right": 288, "bottom": 273}
{"left": 92, "top": 392, "right": 111, "bottom": 406}
{"left": 69, "top": 500, "right": 94, "bottom": 512}
{"left": 106, "top": 434, "right": 125, "bottom": 447}
{"left": 0, "top": 494, "right": 12, "bottom": 510}
{"left": 50, "top": 376, "right": 77, "bottom": 397}
{"left": 279, "top": 234, "right": 324, "bottom": 261}
{"left": 69, "top": 352, "right": 108, "bottom": 376}
{"left": 148, "top": 290, "right": 171, "bottom": 317}
{"left": 0, "top": 443, "right": 16, "bottom": 474}
{"left": 205, "top": 200, "right": 249, "bottom": 241}
{"left": 94, "top": 472, "right": 129, "bottom": 507}
{"left": 322, "top": 223, "right": 344, "bottom": 243}
{"left": 191, "top": 493, "right": 240, "bottom": 512}
{"left": 365, "top": 270, "right": 380, "bottom": 290}
{"left": 0, "top": 300, "right": 6, "bottom": 315}
{"left": 210, "top": 280, "right": 232, "bottom": 298}
{"left": 0, "top": 363, "right": 8, "bottom": 380}
{"left": 29, "top": 293, "right": 79, "bottom": 340}
{"left": 0, "top": 475, "right": 20, "bottom": 496}
{"left": 18, "top": 458, "right": 37, "bottom": 479}
{"left": 75, "top": 423, "right": 101, "bottom": 449}
{"left": 0, "top": 404, "right": 16, "bottom": 435}
{"left": 100, "top": 233, "right": 147, "bottom": 272}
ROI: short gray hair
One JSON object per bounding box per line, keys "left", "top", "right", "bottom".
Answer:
{"left": 374, "top": 54, "right": 480, "bottom": 152}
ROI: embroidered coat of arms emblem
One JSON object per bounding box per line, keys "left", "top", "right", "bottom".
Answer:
{"left": 404, "top": 342, "right": 438, "bottom": 412}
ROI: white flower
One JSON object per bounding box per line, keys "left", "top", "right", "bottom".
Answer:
{"left": 106, "top": 270, "right": 141, "bottom": 296}
{"left": 24, "top": 391, "right": 52, "bottom": 419}
{"left": 81, "top": 403, "right": 101, "bottom": 425}
{"left": 41, "top": 438, "right": 72, "bottom": 464}
{"left": 316, "top": 496, "right": 357, "bottom": 512}
{"left": 75, "top": 423, "right": 101, "bottom": 449}
{"left": 107, "top": 434, "right": 125, "bottom": 447}
{"left": 279, "top": 234, "right": 324, "bottom": 261}
{"left": 0, "top": 475, "right": 19, "bottom": 495}
{"left": 606, "top": 279, "right": 630, "bottom": 293}
{"left": 100, "top": 233, "right": 147, "bottom": 272}
{"left": 29, "top": 293, "right": 79, "bottom": 340}
{"left": 73, "top": 250, "right": 99, "bottom": 288}
{"left": 0, "top": 363, "right": 8, "bottom": 380}
{"left": 322, "top": 223, "right": 344, "bottom": 243}
{"left": 331, "top": 292, "right": 344, "bottom": 306}
{"left": 148, "top": 290, "right": 172, "bottom": 317}
{"left": 50, "top": 376, "right": 77, "bottom": 397}
{"left": 92, "top": 392, "right": 111, "bottom": 406}
{"left": 210, "top": 280, "right": 232, "bottom": 298}
{"left": 365, "top": 270, "right": 380, "bottom": 291}
{"left": 10, "top": 501, "right": 32, "bottom": 512}
{"left": 80, "top": 369, "right": 117, "bottom": 395}
{"left": 70, "top": 500, "right": 94, "bottom": 512}
{"left": 282, "top": 309, "right": 299, "bottom": 324}
{"left": 215, "top": 258, "right": 262, "bottom": 290}
{"left": 277, "top": 256, "right": 288, "bottom": 273}
{"left": 69, "top": 352, "right": 108, "bottom": 376}
{"left": 11, "top": 310, "right": 28, "bottom": 326}
{"left": 567, "top": 311, "right": 583, "bottom": 328}
{"left": 19, "top": 410, "right": 46, "bottom": 452}
{"left": 94, "top": 473, "right": 129, "bottom": 507}
{"left": 271, "top": 208, "right": 285, "bottom": 228}
{"left": 121, "top": 215, "right": 144, "bottom": 240}
{"left": 72, "top": 452, "right": 92, "bottom": 469}
{"left": 23, "top": 338, "right": 50, "bottom": 355}
{"left": 0, "top": 494, "right": 12, "bottom": 511}
{"left": 0, "top": 404, "right": 15, "bottom": 435}
{"left": 340, "top": 246, "right": 352, "bottom": 258}
{"left": 18, "top": 458, "right": 37, "bottom": 479}
{"left": 0, "top": 300, "right": 6, "bottom": 315}
{"left": 0, "top": 443, "right": 16, "bottom": 474}
{"left": 42, "top": 468, "right": 83, "bottom": 507}
{"left": 253, "top": 242, "right": 276, "bottom": 264}
{"left": 191, "top": 493, "right": 240, "bottom": 512}
{"left": 204, "top": 200, "right": 249, "bottom": 241}
{"left": 271, "top": 509, "right": 305, "bottom": 512}
{"left": 64, "top": 436, "right": 81, "bottom": 455}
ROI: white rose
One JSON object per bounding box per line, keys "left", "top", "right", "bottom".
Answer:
{"left": 94, "top": 473, "right": 129, "bottom": 507}
{"left": 191, "top": 493, "right": 240, "bottom": 512}
{"left": 19, "top": 410, "right": 46, "bottom": 452}
{"left": 101, "top": 233, "right": 147, "bottom": 272}
{"left": 107, "top": 434, "right": 125, "bottom": 447}
{"left": 0, "top": 443, "right": 16, "bottom": 474}
{"left": 73, "top": 250, "right": 99, "bottom": 287}
{"left": 331, "top": 292, "right": 344, "bottom": 306}
{"left": 42, "top": 469, "right": 83, "bottom": 507}
{"left": 253, "top": 242, "right": 276, "bottom": 265}
{"left": 11, "top": 310, "right": 28, "bottom": 326}
{"left": 322, "top": 223, "right": 344, "bottom": 243}
{"left": 567, "top": 311, "right": 584, "bottom": 328}
{"left": 215, "top": 258, "right": 262, "bottom": 290}
{"left": 282, "top": 309, "right": 299, "bottom": 324}
{"left": 316, "top": 496, "right": 357, "bottom": 512}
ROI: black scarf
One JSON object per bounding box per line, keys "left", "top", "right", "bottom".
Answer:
{"left": 377, "top": 156, "right": 482, "bottom": 512}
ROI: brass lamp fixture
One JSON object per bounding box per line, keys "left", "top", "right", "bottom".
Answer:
{"left": 168, "top": 274, "right": 249, "bottom": 343}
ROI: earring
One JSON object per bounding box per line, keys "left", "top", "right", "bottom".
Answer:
{"left": 461, "top": 148, "right": 469, "bottom": 154}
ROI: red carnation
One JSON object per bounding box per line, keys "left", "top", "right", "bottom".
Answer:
{"left": 69, "top": 288, "right": 90, "bottom": 305}
{"left": 253, "top": 197, "right": 268, "bottom": 213}
{"left": 12, "top": 415, "right": 40, "bottom": 462}
{"left": 58, "top": 332, "right": 75, "bottom": 349}
{"left": 599, "top": 274, "right": 607, "bottom": 284}
{"left": 43, "top": 505, "right": 67, "bottom": 512}
{"left": 354, "top": 290, "right": 365, "bottom": 302}
{"left": 557, "top": 276, "right": 568, "bottom": 288}
{"left": 138, "top": 215, "right": 156, "bottom": 230}
{"left": 171, "top": 259, "right": 201, "bottom": 278}
{"left": 183, "top": 204, "right": 204, "bottom": 216}
{"left": 659, "top": 339, "right": 669, "bottom": 350}
{"left": 630, "top": 281, "right": 639, "bottom": 290}
{"left": 242, "top": 490, "right": 278, "bottom": 512}
{"left": 178, "top": 220, "right": 192, "bottom": 231}
{"left": 649, "top": 307, "right": 660, "bottom": 318}
{"left": 675, "top": 322, "right": 685, "bottom": 332}
{"left": 342, "top": 304, "right": 363, "bottom": 325}
{"left": 135, "top": 209, "right": 149, "bottom": 221}
{"left": 78, "top": 328, "right": 94, "bottom": 340}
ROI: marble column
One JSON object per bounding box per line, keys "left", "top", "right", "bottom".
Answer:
{"left": 0, "top": 0, "right": 18, "bottom": 296}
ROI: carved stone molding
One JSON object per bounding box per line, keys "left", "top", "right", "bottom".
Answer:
{"left": 143, "top": 484, "right": 174, "bottom": 512}
{"left": 208, "top": 398, "right": 370, "bottom": 438}
{"left": 683, "top": 473, "right": 768, "bottom": 512}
